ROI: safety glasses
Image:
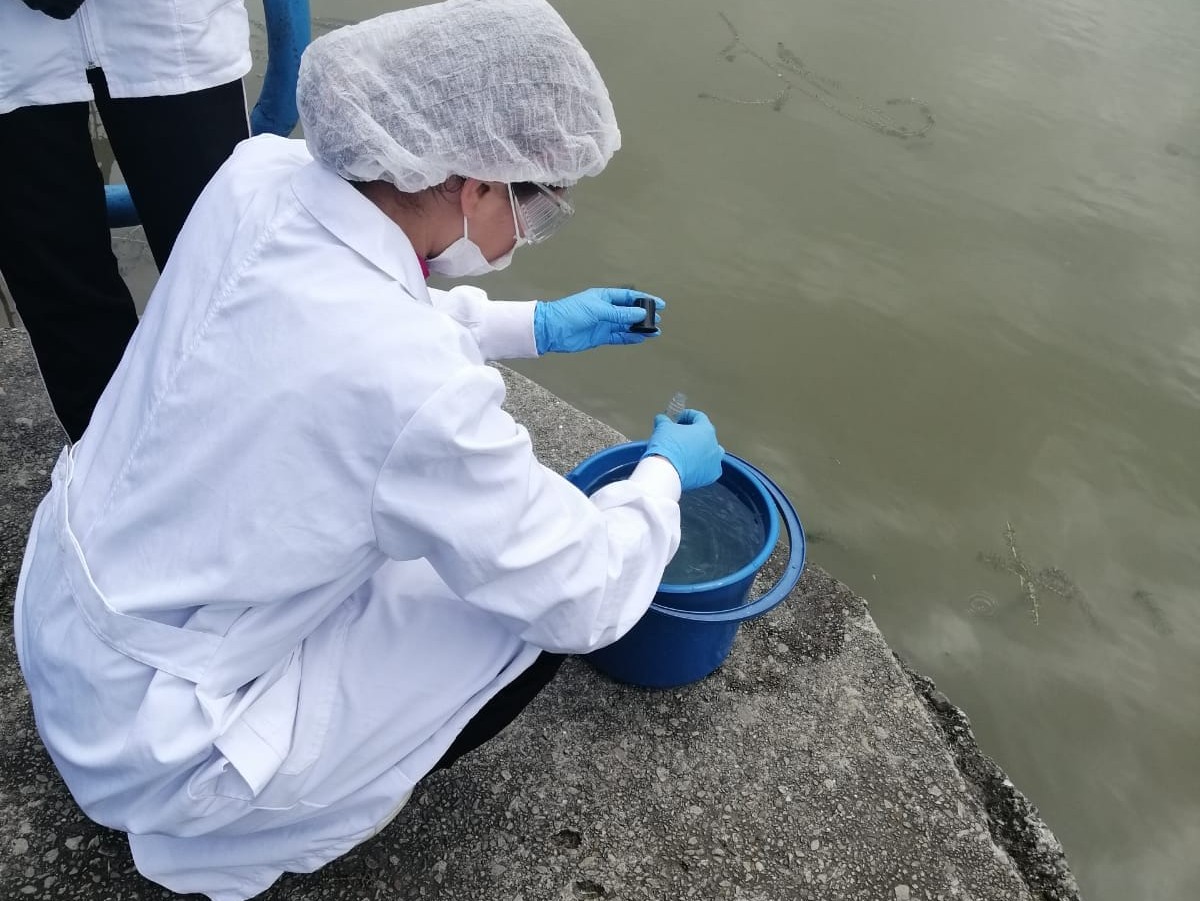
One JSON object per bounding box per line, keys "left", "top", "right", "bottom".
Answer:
{"left": 509, "top": 183, "right": 575, "bottom": 245}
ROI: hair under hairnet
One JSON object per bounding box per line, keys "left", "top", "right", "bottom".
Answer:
{"left": 296, "top": 0, "right": 621, "bottom": 191}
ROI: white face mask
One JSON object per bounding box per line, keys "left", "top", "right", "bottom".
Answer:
{"left": 426, "top": 190, "right": 525, "bottom": 277}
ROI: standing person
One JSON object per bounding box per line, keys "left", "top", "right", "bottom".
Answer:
{"left": 13, "top": 1, "right": 725, "bottom": 899}
{"left": 0, "top": 0, "right": 252, "bottom": 441}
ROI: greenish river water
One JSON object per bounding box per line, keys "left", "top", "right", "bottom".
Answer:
{"left": 94, "top": 1, "right": 1200, "bottom": 898}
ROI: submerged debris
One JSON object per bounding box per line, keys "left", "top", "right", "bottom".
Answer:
{"left": 977, "top": 522, "right": 1098, "bottom": 628}
{"left": 700, "top": 12, "right": 935, "bottom": 139}
{"left": 1131, "top": 589, "right": 1172, "bottom": 636}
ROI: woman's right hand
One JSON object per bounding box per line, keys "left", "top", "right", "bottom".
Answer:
{"left": 642, "top": 409, "right": 724, "bottom": 492}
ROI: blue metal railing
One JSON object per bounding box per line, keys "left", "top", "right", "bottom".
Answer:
{"left": 105, "top": 0, "right": 311, "bottom": 228}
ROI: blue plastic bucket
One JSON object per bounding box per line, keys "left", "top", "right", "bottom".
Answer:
{"left": 566, "top": 441, "right": 806, "bottom": 688}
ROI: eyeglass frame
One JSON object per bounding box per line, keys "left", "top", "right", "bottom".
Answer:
{"left": 507, "top": 182, "right": 575, "bottom": 245}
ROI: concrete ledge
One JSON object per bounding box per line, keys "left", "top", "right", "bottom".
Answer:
{"left": 0, "top": 328, "right": 1079, "bottom": 900}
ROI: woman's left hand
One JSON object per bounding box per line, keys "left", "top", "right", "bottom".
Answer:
{"left": 534, "top": 288, "right": 665, "bottom": 354}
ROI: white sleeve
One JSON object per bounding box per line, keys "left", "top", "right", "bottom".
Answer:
{"left": 370, "top": 364, "right": 681, "bottom": 653}
{"left": 426, "top": 285, "right": 539, "bottom": 361}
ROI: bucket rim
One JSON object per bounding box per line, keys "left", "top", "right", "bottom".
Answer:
{"left": 567, "top": 440, "right": 781, "bottom": 596}
{"left": 642, "top": 453, "right": 806, "bottom": 623}
{"left": 567, "top": 444, "right": 806, "bottom": 624}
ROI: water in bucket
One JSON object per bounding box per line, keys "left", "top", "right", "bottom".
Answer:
{"left": 663, "top": 481, "right": 766, "bottom": 586}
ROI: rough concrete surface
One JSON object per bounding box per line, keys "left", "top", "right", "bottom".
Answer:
{"left": 0, "top": 328, "right": 1080, "bottom": 900}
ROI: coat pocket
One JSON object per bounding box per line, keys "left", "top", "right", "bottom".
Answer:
{"left": 189, "top": 601, "right": 355, "bottom": 810}
{"left": 174, "top": 0, "right": 237, "bottom": 25}
{"left": 277, "top": 599, "right": 355, "bottom": 777}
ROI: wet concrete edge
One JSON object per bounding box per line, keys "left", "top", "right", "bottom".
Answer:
{"left": 896, "top": 656, "right": 1082, "bottom": 901}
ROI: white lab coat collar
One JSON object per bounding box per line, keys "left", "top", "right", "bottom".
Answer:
{"left": 291, "top": 161, "right": 431, "bottom": 305}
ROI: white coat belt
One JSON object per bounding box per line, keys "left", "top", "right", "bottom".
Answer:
{"left": 50, "top": 447, "right": 308, "bottom": 799}
{"left": 53, "top": 447, "right": 225, "bottom": 684}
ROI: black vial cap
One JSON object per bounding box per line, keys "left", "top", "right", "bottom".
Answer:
{"left": 629, "top": 296, "right": 658, "bottom": 333}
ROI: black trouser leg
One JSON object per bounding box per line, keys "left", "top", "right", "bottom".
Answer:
{"left": 0, "top": 101, "right": 138, "bottom": 442}
{"left": 432, "top": 652, "right": 567, "bottom": 772}
{"left": 92, "top": 72, "right": 249, "bottom": 270}
{"left": 0, "top": 74, "right": 248, "bottom": 441}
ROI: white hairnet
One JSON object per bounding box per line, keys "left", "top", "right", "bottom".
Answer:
{"left": 296, "top": 0, "right": 621, "bottom": 191}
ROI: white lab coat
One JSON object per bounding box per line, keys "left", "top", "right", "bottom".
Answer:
{"left": 0, "top": 0, "right": 251, "bottom": 114}
{"left": 12, "top": 134, "right": 681, "bottom": 901}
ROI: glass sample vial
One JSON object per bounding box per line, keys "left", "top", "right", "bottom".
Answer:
{"left": 665, "top": 392, "right": 687, "bottom": 423}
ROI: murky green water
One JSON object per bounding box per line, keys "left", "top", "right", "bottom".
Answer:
{"left": 98, "top": 1, "right": 1200, "bottom": 898}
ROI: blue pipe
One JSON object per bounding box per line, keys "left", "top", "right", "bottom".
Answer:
{"left": 106, "top": 0, "right": 311, "bottom": 228}
{"left": 104, "top": 183, "right": 138, "bottom": 228}
{"left": 250, "top": 0, "right": 311, "bottom": 138}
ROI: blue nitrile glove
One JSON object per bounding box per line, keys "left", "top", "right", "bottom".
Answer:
{"left": 643, "top": 409, "right": 724, "bottom": 492}
{"left": 534, "top": 288, "right": 665, "bottom": 354}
